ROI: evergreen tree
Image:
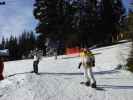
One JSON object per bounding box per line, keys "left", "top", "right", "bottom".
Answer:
{"left": 8, "top": 36, "right": 18, "bottom": 60}
{"left": 1, "top": 31, "right": 37, "bottom": 60}
{"left": 33, "top": 0, "right": 125, "bottom": 48}
{"left": 0, "top": 37, "right": 6, "bottom": 49}
{"left": 18, "top": 31, "right": 36, "bottom": 59}
{"left": 127, "top": 13, "right": 133, "bottom": 72}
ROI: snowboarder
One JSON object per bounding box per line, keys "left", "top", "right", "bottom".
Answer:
{"left": 53, "top": 48, "right": 58, "bottom": 60}
{"left": 78, "top": 48, "right": 96, "bottom": 88}
{"left": 33, "top": 49, "right": 41, "bottom": 74}
{"left": 0, "top": 56, "right": 4, "bottom": 80}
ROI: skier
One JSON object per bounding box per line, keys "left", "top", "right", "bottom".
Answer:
{"left": 78, "top": 48, "right": 96, "bottom": 88}
{"left": 0, "top": 56, "right": 4, "bottom": 80}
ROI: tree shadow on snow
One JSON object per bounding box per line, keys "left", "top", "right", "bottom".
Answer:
{"left": 7, "top": 71, "right": 83, "bottom": 77}
{"left": 7, "top": 69, "right": 119, "bottom": 78}
{"left": 7, "top": 71, "right": 33, "bottom": 77}
{"left": 39, "top": 69, "right": 119, "bottom": 76}
{"left": 98, "top": 85, "right": 133, "bottom": 90}
{"left": 38, "top": 72, "right": 83, "bottom": 76}
{"left": 94, "top": 69, "right": 119, "bottom": 75}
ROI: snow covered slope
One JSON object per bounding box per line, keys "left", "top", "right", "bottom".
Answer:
{"left": 0, "top": 42, "right": 133, "bottom": 100}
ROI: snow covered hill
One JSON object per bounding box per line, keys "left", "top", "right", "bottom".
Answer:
{"left": 0, "top": 41, "right": 133, "bottom": 100}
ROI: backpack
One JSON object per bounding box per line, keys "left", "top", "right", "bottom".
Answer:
{"left": 90, "top": 55, "right": 95, "bottom": 66}
{"left": 85, "top": 52, "right": 95, "bottom": 67}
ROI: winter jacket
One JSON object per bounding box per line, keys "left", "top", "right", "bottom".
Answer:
{"left": 79, "top": 50, "right": 95, "bottom": 68}
{"left": 33, "top": 55, "right": 40, "bottom": 62}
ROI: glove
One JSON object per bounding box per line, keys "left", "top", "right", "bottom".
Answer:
{"left": 78, "top": 62, "right": 82, "bottom": 69}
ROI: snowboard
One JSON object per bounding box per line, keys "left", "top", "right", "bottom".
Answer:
{"left": 80, "top": 82, "right": 105, "bottom": 91}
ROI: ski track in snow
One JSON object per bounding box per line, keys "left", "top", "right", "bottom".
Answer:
{"left": 0, "top": 41, "right": 133, "bottom": 100}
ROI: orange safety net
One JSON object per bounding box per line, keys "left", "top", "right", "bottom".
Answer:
{"left": 66, "top": 47, "right": 80, "bottom": 55}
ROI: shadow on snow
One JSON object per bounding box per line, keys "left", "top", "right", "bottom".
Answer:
{"left": 7, "top": 69, "right": 119, "bottom": 78}
{"left": 99, "top": 85, "right": 133, "bottom": 90}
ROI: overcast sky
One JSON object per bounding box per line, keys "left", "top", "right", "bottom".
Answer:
{"left": 0, "top": 0, "right": 37, "bottom": 41}
{"left": 0, "top": 0, "right": 130, "bottom": 42}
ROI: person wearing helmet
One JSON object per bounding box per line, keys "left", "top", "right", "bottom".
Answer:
{"left": 79, "top": 48, "right": 96, "bottom": 88}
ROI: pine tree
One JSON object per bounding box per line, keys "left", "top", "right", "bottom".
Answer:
{"left": 33, "top": 0, "right": 125, "bottom": 48}
{"left": 1, "top": 37, "right": 5, "bottom": 49}
{"left": 127, "top": 13, "right": 133, "bottom": 72}
{"left": 18, "top": 31, "right": 36, "bottom": 59}
{"left": 34, "top": 0, "right": 58, "bottom": 36}
{"left": 7, "top": 36, "right": 18, "bottom": 60}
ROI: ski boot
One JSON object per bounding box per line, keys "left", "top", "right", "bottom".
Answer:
{"left": 85, "top": 81, "right": 90, "bottom": 86}
{"left": 91, "top": 82, "right": 97, "bottom": 88}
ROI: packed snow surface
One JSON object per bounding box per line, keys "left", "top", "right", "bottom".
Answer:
{"left": 0, "top": 41, "right": 133, "bottom": 100}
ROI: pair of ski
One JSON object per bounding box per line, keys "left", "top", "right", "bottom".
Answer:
{"left": 80, "top": 82, "right": 105, "bottom": 91}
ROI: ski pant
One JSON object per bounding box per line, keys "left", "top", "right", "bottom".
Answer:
{"left": 84, "top": 67, "right": 96, "bottom": 84}
{"left": 33, "top": 61, "right": 38, "bottom": 73}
